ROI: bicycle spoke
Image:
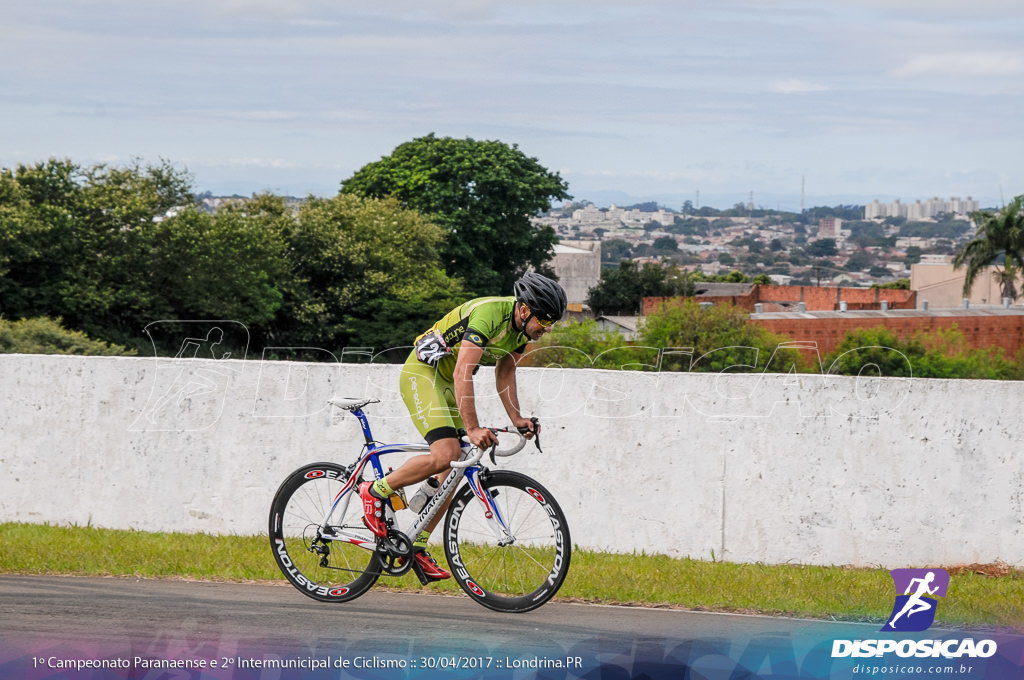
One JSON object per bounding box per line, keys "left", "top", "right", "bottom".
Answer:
{"left": 269, "top": 463, "right": 381, "bottom": 602}
{"left": 444, "top": 471, "right": 571, "bottom": 613}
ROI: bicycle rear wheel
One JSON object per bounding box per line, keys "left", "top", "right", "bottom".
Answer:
{"left": 443, "top": 470, "right": 571, "bottom": 613}
{"left": 268, "top": 462, "right": 381, "bottom": 602}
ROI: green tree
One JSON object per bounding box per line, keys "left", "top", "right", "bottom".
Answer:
{"left": 869, "top": 266, "right": 893, "bottom": 279}
{"left": 803, "top": 205, "right": 866, "bottom": 222}
{"left": 147, "top": 197, "right": 288, "bottom": 325}
{"left": 601, "top": 238, "right": 633, "bottom": 262}
{"left": 691, "top": 270, "right": 750, "bottom": 283}
{"left": 903, "top": 246, "right": 923, "bottom": 266}
{"left": 0, "top": 158, "right": 197, "bottom": 346}
{"left": 824, "top": 325, "right": 1019, "bottom": 379}
{"left": 0, "top": 160, "right": 83, "bottom": 319}
{"left": 844, "top": 249, "right": 873, "bottom": 272}
{"left": 900, "top": 217, "right": 972, "bottom": 239}
{"left": 341, "top": 134, "right": 570, "bottom": 295}
{"left": 268, "top": 193, "right": 465, "bottom": 353}
{"left": 640, "top": 300, "right": 805, "bottom": 373}
{"left": 669, "top": 217, "right": 709, "bottom": 236}
{"left": 0, "top": 317, "right": 135, "bottom": 356}
{"left": 805, "top": 239, "right": 838, "bottom": 258}
{"left": 527, "top": 318, "right": 639, "bottom": 369}
{"left": 586, "top": 260, "right": 694, "bottom": 315}
{"left": 953, "top": 195, "right": 1024, "bottom": 300}
{"left": 653, "top": 236, "right": 679, "bottom": 252}
{"left": 871, "top": 278, "right": 910, "bottom": 290}
{"left": 825, "top": 327, "right": 916, "bottom": 377}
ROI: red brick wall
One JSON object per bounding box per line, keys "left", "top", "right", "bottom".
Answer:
{"left": 755, "top": 285, "right": 916, "bottom": 311}
{"left": 644, "top": 292, "right": 758, "bottom": 313}
{"left": 753, "top": 314, "right": 1024, "bottom": 358}
{"left": 643, "top": 285, "right": 916, "bottom": 315}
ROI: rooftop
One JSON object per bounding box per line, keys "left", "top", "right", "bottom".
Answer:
{"left": 750, "top": 307, "right": 1024, "bottom": 320}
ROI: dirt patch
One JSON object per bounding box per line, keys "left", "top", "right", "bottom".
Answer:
{"left": 946, "top": 562, "right": 1021, "bottom": 578}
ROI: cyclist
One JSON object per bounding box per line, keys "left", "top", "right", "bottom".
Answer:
{"left": 360, "top": 272, "right": 567, "bottom": 581}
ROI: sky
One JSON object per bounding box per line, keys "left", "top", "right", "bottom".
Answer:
{"left": 2, "top": 0, "right": 1022, "bottom": 211}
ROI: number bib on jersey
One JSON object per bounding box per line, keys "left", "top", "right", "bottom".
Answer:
{"left": 414, "top": 329, "right": 453, "bottom": 366}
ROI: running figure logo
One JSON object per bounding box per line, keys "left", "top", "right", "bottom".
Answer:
{"left": 881, "top": 568, "right": 950, "bottom": 632}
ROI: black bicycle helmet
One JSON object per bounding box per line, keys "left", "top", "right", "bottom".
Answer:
{"left": 514, "top": 272, "right": 567, "bottom": 321}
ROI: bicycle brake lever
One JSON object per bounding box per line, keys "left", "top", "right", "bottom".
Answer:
{"left": 517, "top": 417, "right": 542, "bottom": 453}
{"left": 488, "top": 427, "right": 502, "bottom": 465}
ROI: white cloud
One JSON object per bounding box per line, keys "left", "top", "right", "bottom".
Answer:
{"left": 1, "top": 0, "right": 1020, "bottom": 206}
{"left": 891, "top": 52, "right": 1024, "bottom": 78}
{"left": 219, "top": 158, "right": 304, "bottom": 169}
{"left": 199, "top": 0, "right": 312, "bottom": 20}
{"left": 741, "top": 0, "right": 1022, "bottom": 20}
{"left": 770, "top": 79, "right": 831, "bottom": 94}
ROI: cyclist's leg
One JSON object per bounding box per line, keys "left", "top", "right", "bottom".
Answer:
{"left": 363, "top": 355, "right": 463, "bottom": 508}
{"left": 381, "top": 355, "right": 462, "bottom": 579}
{"left": 390, "top": 355, "right": 465, "bottom": 489}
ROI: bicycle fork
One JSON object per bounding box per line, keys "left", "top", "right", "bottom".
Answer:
{"left": 465, "top": 468, "right": 515, "bottom": 547}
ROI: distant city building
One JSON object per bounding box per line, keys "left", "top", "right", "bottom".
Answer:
{"left": 594, "top": 315, "right": 641, "bottom": 339}
{"left": 911, "top": 261, "right": 1023, "bottom": 308}
{"left": 551, "top": 240, "right": 601, "bottom": 307}
{"left": 643, "top": 283, "right": 916, "bottom": 315}
{"left": 818, "top": 217, "right": 842, "bottom": 238}
{"left": 864, "top": 196, "right": 979, "bottom": 220}
{"left": 551, "top": 203, "right": 676, "bottom": 230}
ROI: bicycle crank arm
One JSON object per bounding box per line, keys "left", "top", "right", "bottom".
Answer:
{"left": 379, "top": 530, "right": 413, "bottom": 559}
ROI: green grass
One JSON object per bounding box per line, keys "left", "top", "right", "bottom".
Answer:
{"left": 2, "top": 522, "right": 1021, "bottom": 630}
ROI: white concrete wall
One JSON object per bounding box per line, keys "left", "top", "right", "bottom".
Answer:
{"left": 1, "top": 354, "right": 1021, "bottom": 568}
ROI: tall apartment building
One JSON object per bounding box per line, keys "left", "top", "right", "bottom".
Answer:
{"left": 864, "top": 196, "right": 979, "bottom": 220}
{"left": 551, "top": 240, "right": 601, "bottom": 306}
{"left": 818, "top": 216, "right": 843, "bottom": 238}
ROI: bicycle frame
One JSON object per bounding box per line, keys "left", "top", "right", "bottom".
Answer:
{"left": 319, "top": 403, "right": 513, "bottom": 552}
{"left": 270, "top": 396, "right": 569, "bottom": 612}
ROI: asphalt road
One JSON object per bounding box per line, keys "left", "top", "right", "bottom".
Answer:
{"left": 1, "top": 574, "right": 860, "bottom": 645}
{"left": 1, "top": 576, "right": 1019, "bottom": 679}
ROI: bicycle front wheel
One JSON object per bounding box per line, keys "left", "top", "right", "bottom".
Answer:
{"left": 268, "top": 462, "right": 381, "bottom": 603}
{"left": 444, "top": 470, "right": 571, "bottom": 613}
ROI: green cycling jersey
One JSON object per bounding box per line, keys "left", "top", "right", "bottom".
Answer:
{"left": 402, "top": 296, "right": 529, "bottom": 442}
{"left": 413, "top": 296, "right": 529, "bottom": 383}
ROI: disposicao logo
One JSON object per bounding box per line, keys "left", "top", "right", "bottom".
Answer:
{"left": 881, "top": 568, "right": 949, "bottom": 632}
{"left": 831, "top": 568, "right": 999, "bottom": 660}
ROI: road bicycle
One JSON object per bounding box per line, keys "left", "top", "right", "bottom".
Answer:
{"left": 268, "top": 397, "right": 572, "bottom": 613}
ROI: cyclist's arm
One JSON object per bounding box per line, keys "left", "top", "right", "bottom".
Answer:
{"left": 453, "top": 341, "right": 495, "bottom": 448}
{"left": 496, "top": 351, "right": 535, "bottom": 436}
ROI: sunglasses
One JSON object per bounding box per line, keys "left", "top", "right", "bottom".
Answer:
{"left": 522, "top": 305, "right": 555, "bottom": 327}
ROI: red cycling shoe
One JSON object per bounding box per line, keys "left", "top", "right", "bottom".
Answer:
{"left": 405, "top": 549, "right": 451, "bottom": 582}
{"left": 359, "top": 482, "right": 388, "bottom": 537}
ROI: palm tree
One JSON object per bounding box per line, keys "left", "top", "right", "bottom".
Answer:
{"left": 953, "top": 195, "right": 1024, "bottom": 301}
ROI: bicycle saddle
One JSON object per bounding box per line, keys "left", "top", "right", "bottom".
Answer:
{"left": 328, "top": 397, "right": 380, "bottom": 411}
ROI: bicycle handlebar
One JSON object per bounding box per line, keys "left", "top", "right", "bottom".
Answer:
{"left": 450, "top": 448, "right": 484, "bottom": 468}
{"left": 492, "top": 429, "right": 529, "bottom": 458}
{"left": 451, "top": 428, "right": 528, "bottom": 468}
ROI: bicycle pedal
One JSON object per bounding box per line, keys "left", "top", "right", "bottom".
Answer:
{"left": 409, "top": 560, "right": 447, "bottom": 585}
{"left": 410, "top": 561, "right": 432, "bottom": 586}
